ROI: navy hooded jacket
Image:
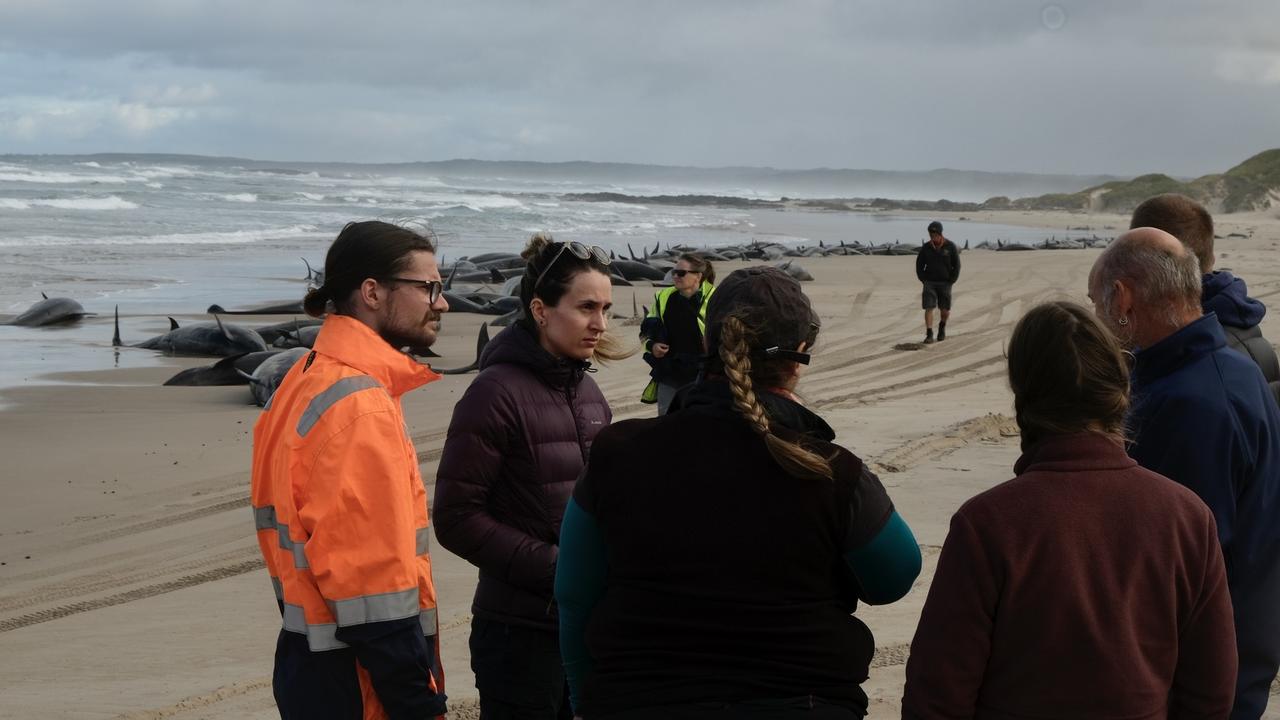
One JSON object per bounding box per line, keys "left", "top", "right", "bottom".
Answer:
{"left": 1127, "top": 312, "right": 1280, "bottom": 719}
{"left": 1203, "top": 271, "right": 1280, "bottom": 395}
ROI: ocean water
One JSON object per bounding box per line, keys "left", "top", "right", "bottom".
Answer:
{"left": 0, "top": 154, "right": 1071, "bottom": 390}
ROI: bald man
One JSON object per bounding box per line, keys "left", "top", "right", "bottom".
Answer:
{"left": 1089, "top": 228, "right": 1280, "bottom": 720}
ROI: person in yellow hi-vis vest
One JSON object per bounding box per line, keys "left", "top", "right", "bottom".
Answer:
{"left": 251, "top": 221, "right": 450, "bottom": 720}
{"left": 640, "top": 253, "right": 716, "bottom": 414}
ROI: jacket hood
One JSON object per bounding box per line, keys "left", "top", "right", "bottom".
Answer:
{"left": 479, "top": 322, "right": 592, "bottom": 389}
{"left": 1203, "top": 271, "right": 1266, "bottom": 329}
{"left": 679, "top": 378, "right": 836, "bottom": 442}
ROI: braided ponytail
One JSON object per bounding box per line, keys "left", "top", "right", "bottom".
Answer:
{"left": 719, "top": 315, "right": 833, "bottom": 481}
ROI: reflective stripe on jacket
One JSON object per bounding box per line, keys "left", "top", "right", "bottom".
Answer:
{"left": 647, "top": 280, "right": 716, "bottom": 336}
{"left": 251, "top": 314, "right": 445, "bottom": 720}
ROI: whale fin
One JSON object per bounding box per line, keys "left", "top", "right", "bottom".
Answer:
{"left": 213, "top": 314, "right": 231, "bottom": 341}
{"left": 112, "top": 305, "right": 122, "bottom": 347}
{"left": 628, "top": 243, "right": 638, "bottom": 261}
{"left": 168, "top": 317, "right": 180, "bottom": 331}
{"left": 444, "top": 263, "right": 458, "bottom": 291}
{"left": 41, "top": 292, "right": 48, "bottom": 300}
{"left": 489, "top": 267, "right": 504, "bottom": 284}
{"left": 439, "top": 323, "right": 490, "bottom": 375}
{"left": 236, "top": 368, "right": 263, "bottom": 385}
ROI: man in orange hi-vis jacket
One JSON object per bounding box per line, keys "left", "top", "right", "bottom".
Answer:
{"left": 251, "top": 221, "right": 450, "bottom": 720}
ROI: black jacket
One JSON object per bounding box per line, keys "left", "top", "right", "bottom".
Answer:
{"left": 434, "top": 323, "right": 611, "bottom": 631}
{"left": 916, "top": 239, "right": 961, "bottom": 283}
{"left": 571, "top": 380, "right": 895, "bottom": 715}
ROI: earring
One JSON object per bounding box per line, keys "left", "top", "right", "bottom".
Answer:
{"left": 1117, "top": 316, "right": 1129, "bottom": 326}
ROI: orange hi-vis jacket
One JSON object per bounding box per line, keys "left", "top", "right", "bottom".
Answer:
{"left": 251, "top": 314, "right": 445, "bottom": 720}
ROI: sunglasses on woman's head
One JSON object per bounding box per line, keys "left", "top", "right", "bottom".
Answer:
{"left": 384, "top": 277, "right": 445, "bottom": 304}
{"left": 533, "top": 241, "right": 611, "bottom": 290}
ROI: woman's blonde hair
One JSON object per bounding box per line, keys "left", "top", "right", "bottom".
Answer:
{"left": 716, "top": 312, "right": 831, "bottom": 481}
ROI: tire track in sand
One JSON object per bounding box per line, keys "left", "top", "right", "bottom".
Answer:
{"left": 0, "top": 545, "right": 260, "bottom": 614}
{"left": 869, "top": 414, "right": 1018, "bottom": 473}
{"left": 0, "top": 558, "right": 263, "bottom": 633}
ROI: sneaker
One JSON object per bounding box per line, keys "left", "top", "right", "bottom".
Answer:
{"left": 923, "top": 329, "right": 935, "bottom": 345}
{"left": 937, "top": 325, "right": 947, "bottom": 342}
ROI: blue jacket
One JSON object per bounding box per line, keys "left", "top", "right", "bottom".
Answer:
{"left": 1203, "top": 271, "right": 1280, "bottom": 394}
{"left": 1127, "top": 312, "right": 1280, "bottom": 718}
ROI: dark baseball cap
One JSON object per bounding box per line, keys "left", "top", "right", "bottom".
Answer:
{"left": 705, "top": 266, "right": 820, "bottom": 360}
{"left": 927, "top": 221, "right": 944, "bottom": 234}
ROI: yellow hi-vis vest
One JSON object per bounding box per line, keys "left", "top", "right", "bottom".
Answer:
{"left": 641, "top": 281, "right": 716, "bottom": 403}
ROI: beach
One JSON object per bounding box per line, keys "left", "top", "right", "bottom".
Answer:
{"left": 3, "top": 207, "right": 1280, "bottom": 719}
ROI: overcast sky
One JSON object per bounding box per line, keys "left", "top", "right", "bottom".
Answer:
{"left": 1, "top": 1, "right": 1277, "bottom": 176}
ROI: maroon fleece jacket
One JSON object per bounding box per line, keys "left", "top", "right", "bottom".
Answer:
{"left": 903, "top": 433, "right": 1236, "bottom": 720}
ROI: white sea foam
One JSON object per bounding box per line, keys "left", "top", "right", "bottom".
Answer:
{"left": 0, "top": 224, "right": 322, "bottom": 248}
{"left": 0, "top": 170, "right": 129, "bottom": 184}
{"left": 223, "top": 193, "right": 258, "bottom": 203}
{"left": 76, "top": 161, "right": 102, "bottom": 168}
{"left": 296, "top": 192, "right": 325, "bottom": 201}
{"left": 0, "top": 196, "right": 139, "bottom": 210}
{"left": 146, "top": 182, "right": 164, "bottom": 189}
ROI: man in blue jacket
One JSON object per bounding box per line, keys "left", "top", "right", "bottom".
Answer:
{"left": 1089, "top": 227, "right": 1280, "bottom": 720}
{"left": 1131, "top": 193, "right": 1280, "bottom": 403}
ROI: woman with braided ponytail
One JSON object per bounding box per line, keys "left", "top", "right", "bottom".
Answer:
{"left": 556, "top": 266, "right": 921, "bottom": 719}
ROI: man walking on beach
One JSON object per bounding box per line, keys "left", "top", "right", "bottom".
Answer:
{"left": 250, "top": 221, "right": 451, "bottom": 720}
{"left": 916, "top": 220, "right": 960, "bottom": 344}
{"left": 1130, "top": 193, "right": 1280, "bottom": 402}
{"left": 1089, "top": 228, "right": 1280, "bottom": 720}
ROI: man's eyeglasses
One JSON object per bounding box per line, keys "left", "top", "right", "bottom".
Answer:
{"left": 671, "top": 269, "right": 701, "bottom": 278}
{"left": 384, "top": 277, "right": 445, "bottom": 304}
{"left": 534, "top": 242, "right": 611, "bottom": 290}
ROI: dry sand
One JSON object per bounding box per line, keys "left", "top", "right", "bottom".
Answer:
{"left": 3, "top": 209, "right": 1280, "bottom": 719}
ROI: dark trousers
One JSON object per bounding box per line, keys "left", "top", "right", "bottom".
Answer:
{"left": 595, "top": 697, "right": 863, "bottom": 719}
{"left": 470, "top": 616, "right": 572, "bottom": 720}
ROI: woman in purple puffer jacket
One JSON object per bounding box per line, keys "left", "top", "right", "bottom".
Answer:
{"left": 434, "top": 232, "right": 627, "bottom": 719}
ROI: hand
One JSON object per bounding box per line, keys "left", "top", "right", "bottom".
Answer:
{"left": 652, "top": 343, "right": 670, "bottom": 359}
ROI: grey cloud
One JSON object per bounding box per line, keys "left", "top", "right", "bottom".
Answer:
{"left": 0, "top": 1, "right": 1277, "bottom": 174}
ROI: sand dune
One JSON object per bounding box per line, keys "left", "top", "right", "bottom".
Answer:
{"left": 2, "top": 209, "right": 1278, "bottom": 719}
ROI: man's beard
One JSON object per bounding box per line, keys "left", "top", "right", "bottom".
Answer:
{"left": 380, "top": 310, "right": 442, "bottom": 352}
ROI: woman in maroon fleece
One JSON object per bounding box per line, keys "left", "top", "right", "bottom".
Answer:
{"left": 902, "top": 301, "right": 1237, "bottom": 720}
{"left": 434, "top": 233, "right": 626, "bottom": 719}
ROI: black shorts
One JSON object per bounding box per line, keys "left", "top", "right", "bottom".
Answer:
{"left": 922, "top": 281, "right": 953, "bottom": 310}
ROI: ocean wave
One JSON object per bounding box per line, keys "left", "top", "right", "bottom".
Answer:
{"left": 223, "top": 193, "right": 259, "bottom": 203}
{"left": 296, "top": 192, "right": 326, "bottom": 201}
{"left": 0, "top": 224, "right": 322, "bottom": 248}
{"left": 0, "top": 195, "right": 139, "bottom": 210}
{"left": 0, "top": 170, "right": 129, "bottom": 184}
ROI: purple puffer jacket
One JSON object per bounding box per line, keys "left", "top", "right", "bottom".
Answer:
{"left": 433, "top": 322, "right": 611, "bottom": 631}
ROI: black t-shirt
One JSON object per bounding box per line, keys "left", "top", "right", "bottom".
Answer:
{"left": 572, "top": 381, "right": 893, "bottom": 715}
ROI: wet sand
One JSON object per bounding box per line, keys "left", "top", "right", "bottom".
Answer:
{"left": 2, "top": 209, "right": 1279, "bottom": 719}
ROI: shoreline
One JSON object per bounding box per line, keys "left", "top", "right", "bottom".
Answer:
{"left": 3, "top": 211, "right": 1280, "bottom": 718}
